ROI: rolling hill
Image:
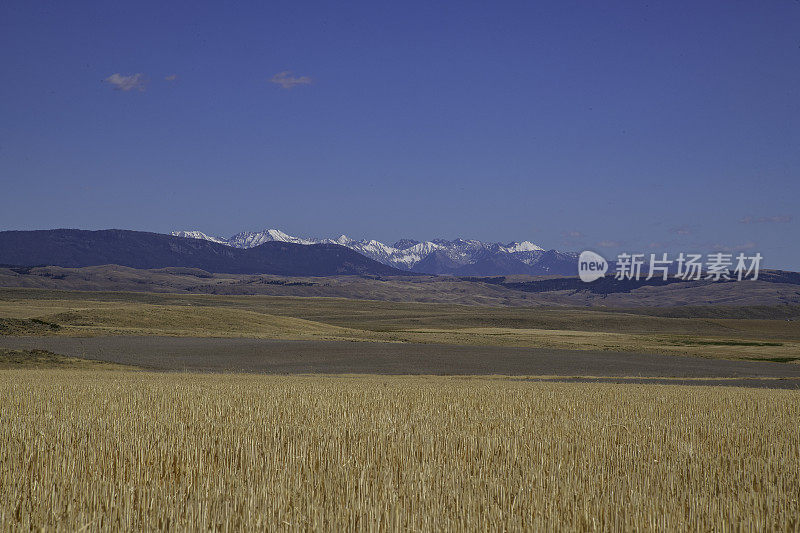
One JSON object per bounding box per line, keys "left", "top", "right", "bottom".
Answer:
{"left": 0, "top": 229, "right": 405, "bottom": 276}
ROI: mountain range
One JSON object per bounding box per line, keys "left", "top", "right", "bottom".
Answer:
{"left": 172, "top": 229, "right": 579, "bottom": 276}
{"left": 0, "top": 229, "right": 405, "bottom": 277}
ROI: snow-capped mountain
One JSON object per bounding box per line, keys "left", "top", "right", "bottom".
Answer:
{"left": 170, "top": 229, "right": 577, "bottom": 276}
{"left": 228, "top": 229, "right": 316, "bottom": 248}
{"left": 171, "top": 230, "right": 228, "bottom": 245}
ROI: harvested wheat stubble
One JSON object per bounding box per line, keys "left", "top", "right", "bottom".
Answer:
{"left": 2, "top": 371, "right": 799, "bottom": 530}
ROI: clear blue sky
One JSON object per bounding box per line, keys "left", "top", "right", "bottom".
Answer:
{"left": 1, "top": 1, "right": 798, "bottom": 267}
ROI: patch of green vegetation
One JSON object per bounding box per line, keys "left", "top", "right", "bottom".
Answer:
{"left": 742, "top": 356, "right": 800, "bottom": 363}
{"left": 605, "top": 304, "right": 800, "bottom": 320}
{"left": 29, "top": 318, "right": 59, "bottom": 327}
{"left": 674, "top": 340, "right": 784, "bottom": 347}
{"left": 0, "top": 348, "right": 130, "bottom": 369}
{"left": 0, "top": 317, "right": 61, "bottom": 335}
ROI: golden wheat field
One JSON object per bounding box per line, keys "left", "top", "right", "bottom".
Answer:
{"left": 2, "top": 370, "right": 799, "bottom": 531}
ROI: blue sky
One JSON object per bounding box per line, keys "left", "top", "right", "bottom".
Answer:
{"left": 1, "top": 1, "right": 798, "bottom": 267}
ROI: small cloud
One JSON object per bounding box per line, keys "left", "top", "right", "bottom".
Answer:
{"left": 104, "top": 73, "right": 147, "bottom": 92}
{"left": 647, "top": 241, "right": 676, "bottom": 250}
{"left": 739, "top": 215, "right": 792, "bottom": 224}
{"left": 270, "top": 71, "right": 312, "bottom": 89}
{"left": 597, "top": 240, "right": 621, "bottom": 248}
{"left": 709, "top": 241, "right": 758, "bottom": 252}
{"left": 560, "top": 230, "right": 587, "bottom": 248}
{"left": 670, "top": 225, "right": 692, "bottom": 236}
{"left": 164, "top": 74, "right": 178, "bottom": 81}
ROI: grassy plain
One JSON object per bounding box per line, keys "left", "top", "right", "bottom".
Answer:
{"left": 0, "top": 348, "right": 131, "bottom": 370}
{"left": 2, "top": 288, "right": 798, "bottom": 529}
{"left": 1, "top": 288, "right": 799, "bottom": 361}
{"left": 4, "top": 265, "right": 800, "bottom": 308}
{"left": 2, "top": 370, "right": 798, "bottom": 530}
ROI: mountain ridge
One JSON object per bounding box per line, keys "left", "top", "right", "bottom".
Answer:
{"left": 172, "top": 228, "right": 578, "bottom": 276}
{"left": 0, "top": 229, "right": 406, "bottom": 276}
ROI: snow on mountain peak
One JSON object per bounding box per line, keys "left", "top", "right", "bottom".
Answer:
{"left": 226, "top": 229, "right": 316, "bottom": 247}
{"left": 503, "top": 241, "right": 545, "bottom": 253}
{"left": 266, "top": 229, "right": 290, "bottom": 240}
{"left": 170, "top": 227, "right": 554, "bottom": 273}
{"left": 407, "top": 241, "right": 441, "bottom": 255}
{"left": 171, "top": 230, "right": 227, "bottom": 244}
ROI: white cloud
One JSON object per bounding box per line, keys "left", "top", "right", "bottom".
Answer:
{"left": 104, "top": 73, "right": 147, "bottom": 92}
{"left": 739, "top": 215, "right": 792, "bottom": 224}
{"left": 709, "top": 242, "right": 758, "bottom": 252}
{"left": 670, "top": 225, "right": 692, "bottom": 236}
{"left": 270, "top": 71, "right": 312, "bottom": 89}
{"left": 164, "top": 74, "right": 178, "bottom": 81}
{"left": 646, "top": 241, "right": 676, "bottom": 249}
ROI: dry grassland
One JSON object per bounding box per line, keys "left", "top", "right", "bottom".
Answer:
{"left": 2, "top": 371, "right": 798, "bottom": 530}
{"left": 0, "top": 349, "right": 130, "bottom": 370}
{"left": 2, "top": 290, "right": 799, "bottom": 361}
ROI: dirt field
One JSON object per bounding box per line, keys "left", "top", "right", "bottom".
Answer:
{"left": 2, "top": 336, "right": 799, "bottom": 388}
